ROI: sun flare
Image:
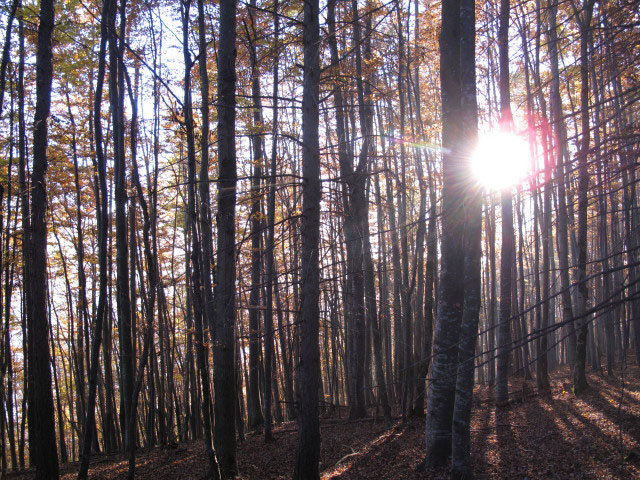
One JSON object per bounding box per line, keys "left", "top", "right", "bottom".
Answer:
{"left": 472, "top": 129, "right": 532, "bottom": 190}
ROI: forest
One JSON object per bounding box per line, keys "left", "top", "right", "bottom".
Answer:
{"left": 0, "top": 0, "right": 638, "bottom": 478}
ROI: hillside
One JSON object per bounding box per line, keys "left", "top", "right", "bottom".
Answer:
{"left": 9, "top": 365, "right": 640, "bottom": 480}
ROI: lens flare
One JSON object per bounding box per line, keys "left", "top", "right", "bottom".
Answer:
{"left": 471, "top": 129, "right": 532, "bottom": 190}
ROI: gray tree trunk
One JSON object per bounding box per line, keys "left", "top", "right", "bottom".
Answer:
{"left": 451, "top": 0, "right": 481, "bottom": 474}
{"left": 424, "top": 0, "right": 465, "bottom": 466}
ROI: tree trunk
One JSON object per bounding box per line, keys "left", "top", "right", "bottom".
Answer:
{"left": 547, "top": 0, "right": 576, "bottom": 367}
{"left": 263, "top": 0, "right": 280, "bottom": 440}
{"left": 28, "top": 0, "right": 59, "bottom": 475}
{"left": 451, "top": 0, "right": 481, "bottom": 474}
{"left": 182, "top": 1, "right": 220, "bottom": 477}
{"left": 293, "top": 0, "right": 321, "bottom": 476}
{"left": 495, "top": 0, "right": 514, "bottom": 407}
{"left": 77, "top": 9, "right": 110, "bottom": 473}
{"left": 424, "top": 0, "right": 465, "bottom": 465}
{"left": 246, "top": 1, "right": 265, "bottom": 431}
{"left": 214, "top": 1, "right": 238, "bottom": 477}
{"left": 573, "top": 0, "right": 595, "bottom": 394}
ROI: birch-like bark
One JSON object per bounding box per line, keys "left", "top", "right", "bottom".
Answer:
{"left": 451, "top": 0, "right": 481, "bottom": 473}
{"left": 424, "top": 0, "right": 465, "bottom": 466}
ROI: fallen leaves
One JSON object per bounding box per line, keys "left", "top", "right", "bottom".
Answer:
{"left": 7, "top": 362, "right": 640, "bottom": 479}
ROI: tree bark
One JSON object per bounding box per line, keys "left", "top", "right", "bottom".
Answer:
{"left": 424, "top": 0, "right": 465, "bottom": 466}
{"left": 246, "top": 1, "right": 265, "bottom": 431}
{"left": 264, "top": 0, "right": 280, "bottom": 440}
{"left": 451, "top": 0, "right": 481, "bottom": 474}
{"left": 214, "top": 1, "right": 239, "bottom": 477}
{"left": 293, "top": 0, "right": 321, "bottom": 476}
{"left": 572, "top": 0, "right": 595, "bottom": 394}
{"left": 495, "top": 0, "right": 514, "bottom": 407}
{"left": 547, "top": 0, "right": 576, "bottom": 367}
{"left": 77, "top": 10, "right": 110, "bottom": 473}
{"left": 28, "top": 0, "right": 59, "bottom": 475}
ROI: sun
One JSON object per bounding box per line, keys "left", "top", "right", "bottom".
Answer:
{"left": 471, "top": 128, "right": 532, "bottom": 190}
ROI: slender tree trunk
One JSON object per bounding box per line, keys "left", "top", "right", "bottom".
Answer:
{"left": 3, "top": 71, "right": 18, "bottom": 473}
{"left": 263, "top": 0, "right": 280, "bottom": 440}
{"left": 547, "top": 0, "right": 576, "bottom": 367}
{"left": 77, "top": 7, "right": 110, "bottom": 474}
{"left": 515, "top": 196, "right": 531, "bottom": 379}
{"left": 48, "top": 305, "right": 68, "bottom": 464}
{"left": 107, "top": 0, "right": 134, "bottom": 450}
{"left": 573, "top": 0, "right": 595, "bottom": 394}
{"left": 66, "top": 89, "right": 88, "bottom": 443}
{"left": 0, "top": 0, "right": 19, "bottom": 117}
{"left": 246, "top": 1, "right": 265, "bottom": 431}
{"left": 355, "top": 6, "right": 391, "bottom": 423}
{"left": 181, "top": 1, "right": 220, "bottom": 477}
{"left": 395, "top": 2, "right": 413, "bottom": 419}
{"left": 196, "top": 1, "right": 221, "bottom": 472}
{"left": 495, "top": 0, "right": 514, "bottom": 407}
{"left": 487, "top": 201, "right": 497, "bottom": 385}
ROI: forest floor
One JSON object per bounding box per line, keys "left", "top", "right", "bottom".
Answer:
{"left": 10, "top": 362, "right": 640, "bottom": 479}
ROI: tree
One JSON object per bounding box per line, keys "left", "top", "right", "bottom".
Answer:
{"left": 246, "top": 0, "right": 265, "bottom": 432}
{"left": 293, "top": 0, "right": 321, "bottom": 476}
{"left": 495, "top": 0, "right": 514, "bottom": 407}
{"left": 451, "top": 0, "right": 481, "bottom": 474}
{"left": 28, "top": 0, "right": 59, "bottom": 476}
{"left": 77, "top": 0, "right": 111, "bottom": 476}
{"left": 109, "top": 0, "right": 134, "bottom": 453}
{"left": 0, "top": 0, "right": 638, "bottom": 476}
{"left": 572, "top": 0, "right": 595, "bottom": 394}
{"left": 195, "top": 0, "right": 222, "bottom": 475}
{"left": 214, "top": 0, "right": 239, "bottom": 477}
{"left": 263, "top": 0, "right": 280, "bottom": 440}
{"left": 424, "top": 0, "right": 466, "bottom": 467}
{"left": 180, "top": 0, "right": 220, "bottom": 476}
{"left": 546, "top": 0, "right": 576, "bottom": 372}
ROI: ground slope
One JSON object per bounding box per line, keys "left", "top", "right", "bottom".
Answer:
{"left": 9, "top": 364, "right": 640, "bottom": 479}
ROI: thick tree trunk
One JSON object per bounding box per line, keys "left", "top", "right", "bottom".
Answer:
{"left": 451, "top": 0, "right": 480, "bottom": 474}
{"left": 214, "top": 1, "right": 238, "bottom": 477}
{"left": 293, "top": 0, "right": 321, "bottom": 476}
{"left": 424, "top": 0, "right": 465, "bottom": 466}
{"left": 28, "top": 0, "right": 59, "bottom": 475}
